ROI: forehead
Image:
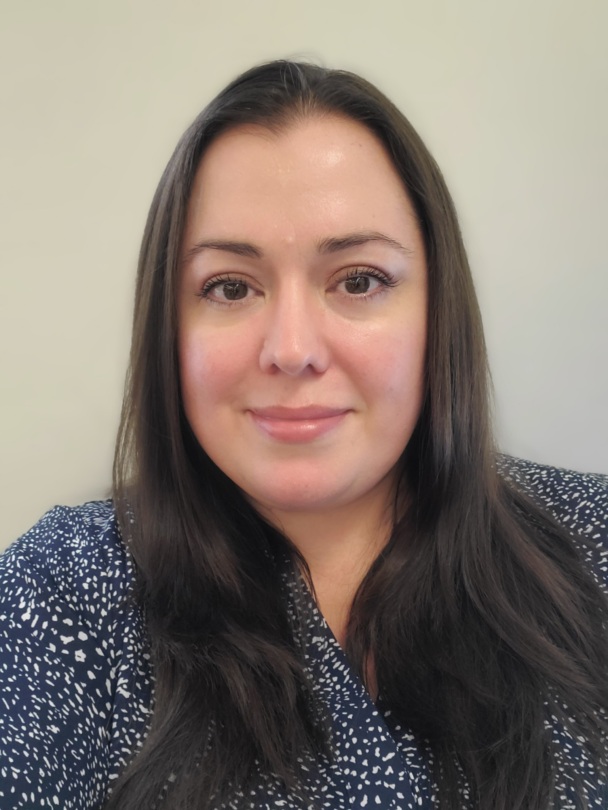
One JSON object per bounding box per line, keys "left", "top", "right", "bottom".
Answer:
{"left": 184, "top": 115, "right": 420, "bottom": 249}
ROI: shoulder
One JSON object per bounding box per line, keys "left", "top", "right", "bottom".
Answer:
{"left": 0, "top": 500, "right": 135, "bottom": 613}
{"left": 0, "top": 499, "right": 141, "bottom": 677}
{"left": 0, "top": 503, "right": 151, "bottom": 807}
{"left": 496, "top": 455, "right": 608, "bottom": 532}
{"left": 0, "top": 499, "right": 140, "bottom": 687}
{"left": 497, "top": 455, "right": 608, "bottom": 590}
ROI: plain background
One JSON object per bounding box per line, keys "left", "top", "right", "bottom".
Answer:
{"left": 1, "top": 0, "right": 607, "bottom": 550}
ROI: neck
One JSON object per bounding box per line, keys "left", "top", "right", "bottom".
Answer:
{"left": 257, "top": 489, "right": 395, "bottom": 646}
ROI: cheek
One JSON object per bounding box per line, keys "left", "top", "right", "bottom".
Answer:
{"left": 360, "top": 322, "right": 427, "bottom": 405}
{"left": 177, "top": 341, "right": 215, "bottom": 464}
{"left": 179, "top": 330, "right": 241, "bottom": 410}
{"left": 372, "top": 334, "right": 426, "bottom": 459}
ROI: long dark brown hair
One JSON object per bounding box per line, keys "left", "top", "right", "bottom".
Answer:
{"left": 109, "top": 61, "right": 608, "bottom": 808}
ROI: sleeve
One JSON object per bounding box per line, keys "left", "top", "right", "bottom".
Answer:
{"left": 0, "top": 503, "right": 152, "bottom": 810}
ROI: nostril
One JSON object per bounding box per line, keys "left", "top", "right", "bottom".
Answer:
{"left": 258, "top": 297, "right": 330, "bottom": 375}
{"left": 259, "top": 332, "right": 329, "bottom": 376}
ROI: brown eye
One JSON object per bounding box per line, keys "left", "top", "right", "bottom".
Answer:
{"left": 221, "top": 281, "right": 248, "bottom": 300}
{"left": 199, "top": 275, "right": 257, "bottom": 305}
{"left": 344, "top": 275, "right": 372, "bottom": 294}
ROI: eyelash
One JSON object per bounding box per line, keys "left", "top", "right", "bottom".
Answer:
{"left": 342, "top": 267, "right": 397, "bottom": 295}
{"left": 199, "top": 274, "right": 243, "bottom": 299}
{"left": 197, "top": 267, "right": 397, "bottom": 305}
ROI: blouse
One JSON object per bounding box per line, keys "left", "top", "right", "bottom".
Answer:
{"left": 1, "top": 457, "right": 607, "bottom": 808}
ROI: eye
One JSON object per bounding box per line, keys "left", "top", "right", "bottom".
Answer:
{"left": 214, "top": 281, "right": 249, "bottom": 301}
{"left": 337, "top": 268, "right": 396, "bottom": 297}
{"left": 342, "top": 275, "right": 378, "bottom": 295}
{"left": 199, "top": 275, "right": 254, "bottom": 304}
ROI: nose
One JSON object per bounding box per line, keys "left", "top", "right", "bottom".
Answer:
{"left": 259, "top": 287, "right": 330, "bottom": 375}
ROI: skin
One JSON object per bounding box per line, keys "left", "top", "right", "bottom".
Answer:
{"left": 178, "top": 115, "right": 428, "bottom": 644}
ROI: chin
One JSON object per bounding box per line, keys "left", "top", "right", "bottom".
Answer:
{"left": 246, "top": 485, "right": 347, "bottom": 518}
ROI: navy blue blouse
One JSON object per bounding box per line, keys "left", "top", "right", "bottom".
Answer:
{"left": 1, "top": 458, "right": 607, "bottom": 808}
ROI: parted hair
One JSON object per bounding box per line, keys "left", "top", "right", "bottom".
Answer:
{"left": 109, "top": 61, "right": 608, "bottom": 809}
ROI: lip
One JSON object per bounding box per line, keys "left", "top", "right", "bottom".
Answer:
{"left": 248, "top": 406, "right": 349, "bottom": 443}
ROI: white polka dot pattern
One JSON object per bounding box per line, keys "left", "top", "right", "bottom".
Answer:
{"left": 0, "top": 504, "right": 152, "bottom": 808}
{"left": 0, "top": 457, "right": 606, "bottom": 808}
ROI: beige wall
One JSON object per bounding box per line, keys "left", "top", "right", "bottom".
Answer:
{"left": 1, "top": 0, "right": 607, "bottom": 548}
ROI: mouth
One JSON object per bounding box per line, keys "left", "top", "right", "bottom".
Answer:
{"left": 248, "top": 406, "right": 350, "bottom": 443}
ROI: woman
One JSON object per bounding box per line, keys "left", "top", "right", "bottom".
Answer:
{"left": 0, "top": 61, "right": 606, "bottom": 810}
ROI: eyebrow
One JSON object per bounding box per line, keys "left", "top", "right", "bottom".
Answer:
{"left": 317, "top": 231, "right": 413, "bottom": 256}
{"left": 183, "top": 230, "right": 413, "bottom": 263}
{"left": 183, "top": 240, "right": 263, "bottom": 262}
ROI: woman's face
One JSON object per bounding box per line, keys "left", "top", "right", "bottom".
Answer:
{"left": 178, "top": 115, "right": 427, "bottom": 525}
